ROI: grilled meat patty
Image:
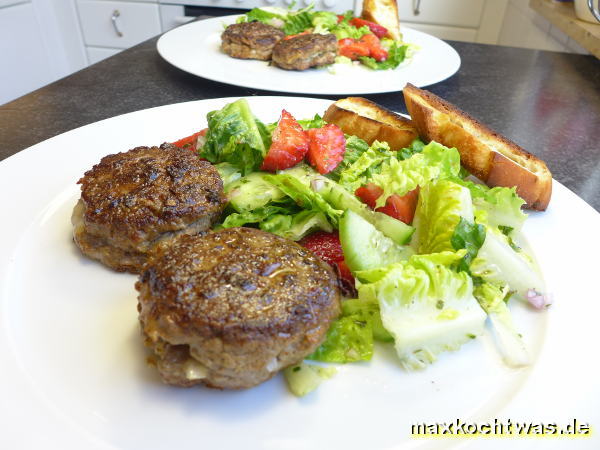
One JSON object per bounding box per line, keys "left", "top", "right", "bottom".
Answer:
{"left": 272, "top": 33, "right": 338, "bottom": 70}
{"left": 137, "top": 227, "right": 341, "bottom": 390}
{"left": 72, "top": 143, "right": 226, "bottom": 273}
{"left": 221, "top": 21, "right": 285, "bottom": 61}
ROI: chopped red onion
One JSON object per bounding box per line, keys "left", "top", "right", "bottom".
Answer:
{"left": 526, "top": 289, "right": 552, "bottom": 309}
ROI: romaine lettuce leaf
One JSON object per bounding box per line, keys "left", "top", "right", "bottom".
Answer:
{"left": 473, "top": 281, "right": 529, "bottom": 367}
{"left": 369, "top": 141, "right": 461, "bottom": 208}
{"left": 453, "top": 178, "right": 527, "bottom": 233}
{"left": 332, "top": 22, "right": 371, "bottom": 40}
{"left": 470, "top": 226, "right": 546, "bottom": 301}
{"left": 356, "top": 252, "right": 487, "bottom": 370}
{"left": 312, "top": 11, "right": 338, "bottom": 33}
{"left": 411, "top": 179, "right": 475, "bottom": 254}
{"left": 359, "top": 42, "right": 409, "bottom": 70}
{"left": 219, "top": 205, "right": 292, "bottom": 229}
{"left": 200, "top": 99, "right": 269, "bottom": 175}
{"left": 263, "top": 172, "right": 343, "bottom": 227}
{"left": 260, "top": 210, "right": 332, "bottom": 240}
{"left": 337, "top": 140, "right": 395, "bottom": 191}
{"left": 308, "top": 313, "right": 374, "bottom": 363}
{"left": 327, "top": 135, "right": 370, "bottom": 181}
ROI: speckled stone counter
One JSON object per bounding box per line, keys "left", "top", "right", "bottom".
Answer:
{"left": 1, "top": 35, "right": 599, "bottom": 211}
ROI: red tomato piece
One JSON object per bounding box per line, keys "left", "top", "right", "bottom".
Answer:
{"left": 355, "top": 183, "right": 384, "bottom": 209}
{"left": 171, "top": 128, "right": 208, "bottom": 150}
{"left": 306, "top": 124, "right": 346, "bottom": 175}
{"left": 358, "top": 34, "right": 388, "bottom": 62}
{"left": 260, "top": 110, "right": 309, "bottom": 172}
{"left": 349, "top": 17, "right": 388, "bottom": 38}
{"left": 375, "top": 188, "right": 420, "bottom": 224}
{"left": 283, "top": 30, "right": 311, "bottom": 40}
{"left": 338, "top": 38, "right": 370, "bottom": 60}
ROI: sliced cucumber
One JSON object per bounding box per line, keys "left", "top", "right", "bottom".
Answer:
{"left": 339, "top": 210, "right": 413, "bottom": 273}
{"left": 318, "top": 178, "right": 414, "bottom": 245}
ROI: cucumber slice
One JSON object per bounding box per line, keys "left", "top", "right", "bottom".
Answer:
{"left": 340, "top": 210, "right": 413, "bottom": 272}
{"left": 318, "top": 178, "right": 414, "bottom": 244}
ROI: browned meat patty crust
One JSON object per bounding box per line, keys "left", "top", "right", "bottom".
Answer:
{"left": 137, "top": 227, "right": 341, "bottom": 390}
{"left": 221, "top": 21, "right": 285, "bottom": 61}
{"left": 72, "top": 143, "right": 226, "bottom": 273}
{"left": 272, "top": 33, "right": 338, "bottom": 70}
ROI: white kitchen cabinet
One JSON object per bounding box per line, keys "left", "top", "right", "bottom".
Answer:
{"left": 86, "top": 46, "right": 122, "bottom": 64}
{"left": 76, "top": 0, "right": 161, "bottom": 49}
{"left": 394, "top": 0, "right": 509, "bottom": 44}
{"left": 0, "top": 0, "right": 87, "bottom": 105}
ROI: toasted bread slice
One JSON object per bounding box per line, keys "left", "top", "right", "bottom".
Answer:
{"left": 361, "top": 0, "right": 401, "bottom": 41}
{"left": 323, "top": 97, "right": 418, "bottom": 150}
{"left": 403, "top": 83, "right": 552, "bottom": 210}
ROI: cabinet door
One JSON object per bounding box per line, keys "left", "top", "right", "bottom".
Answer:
{"left": 77, "top": 0, "right": 161, "bottom": 49}
{"left": 0, "top": 2, "right": 55, "bottom": 104}
{"left": 398, "top": 0, "right": 485, "bottom": 28}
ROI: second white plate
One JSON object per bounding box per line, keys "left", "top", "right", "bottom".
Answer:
{"left": 157, "top": 16, "right": 461, "bottom": 95}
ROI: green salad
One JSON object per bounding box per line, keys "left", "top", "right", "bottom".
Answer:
{"left": 235, "top": 4, "right": 415, "bottom": 71}
{"left": 185, "top": 98, "right": 549, "bottom": 396}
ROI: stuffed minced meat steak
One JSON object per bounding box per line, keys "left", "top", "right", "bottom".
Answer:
{"left": 221, "top": 21, "right": 285, "bottom": 61}
{"left": 136, "top": 227, "right": 341, "bottom": 390}
{"left": 72, "top": 143, "right": 226, "bottom": 273}
{"left": 271, "top": 33, "right": 337, "bottom": 70}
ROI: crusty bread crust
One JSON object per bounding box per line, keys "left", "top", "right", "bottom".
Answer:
{"left": 361, "top": 0, "right": 401, "bottom": 41}
{"left": 323, "top": 97, "right": 418, "bottom": 150}
{"left": 403, "top": 83, "right": 552, "bottom": 210}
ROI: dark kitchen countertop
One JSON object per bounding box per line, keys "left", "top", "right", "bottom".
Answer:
{"left": 1, "top": 35, "right": 599, "bottom": 211}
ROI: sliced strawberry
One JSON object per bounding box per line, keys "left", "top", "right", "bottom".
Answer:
{"left": 349, "top": 18, "right": 388, "bottom": 38}
{"left": 359, "top": 34, "right": 388, "bottom": 62}
{"left": 299, "top": 231, "right": 354, "bottom": 286}
{"left": 338, "top": 38, "right": 370, "bottom": 60}
{"left": 298, "top": 231, "right": 345, "bottom": 265}
{"left": 172, "top": 128, "right": 208, "bottom": 150}
{"left": 260, "top": 110, "right": 309, "bottom": 172}
{"left": 334, "top": 260, "right": 354, "bottom": 285}
{"left": 355, "top": 182, "right": 384, "bottom": 209}
{"left": 306, "top": 124, "right": 346, "bottom": 175}
{"left": 376, "top": 188, "right": 420, "bottom": 224}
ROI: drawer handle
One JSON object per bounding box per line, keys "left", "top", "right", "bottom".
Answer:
{"left": 111, "top": 10, "right": 123, "bottom": 37}
{"left": 413, "top": 0, "right": 421, "bottom": 15}
{"left": 588, "top": 0, "right": 600, "bottom": 22}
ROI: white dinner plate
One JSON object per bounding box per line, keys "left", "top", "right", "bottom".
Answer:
{"left": 1, "top": 97, "right": 598, "bottom": 450}
{"left": 156, "top": 16, "right": 461, "bottom": 95}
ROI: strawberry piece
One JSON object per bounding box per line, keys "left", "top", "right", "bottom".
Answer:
{"left": 299, "top": 231, "right": 354, "bottom": 286}
{"left": 298, "top": 231, "right": 344, "bottom": 266}
{"left": 334, "top": 260, "right": 354, "bottom": 285}
{"left": 260, "top": 110, "right": 309, "bottom": 172}
{"left": 355, "top": 183, "right": 384, "bottom": 209}
{"left": 306, "top": 124, "right": 346, "bottom": 175}
{"left": 349, "top": 18, "right": 388, "bottom": 39}
{"left": 338, "top": 38, "right": 370, "bottom": 60}
{"left": 172, "top": 128, "right": 208, "bottom": 151}
{"left": 376, "top": 188, "right": 420, "bottom": 224}
{"left": 359, "top": 34, "right": 388, "bottom": 62}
